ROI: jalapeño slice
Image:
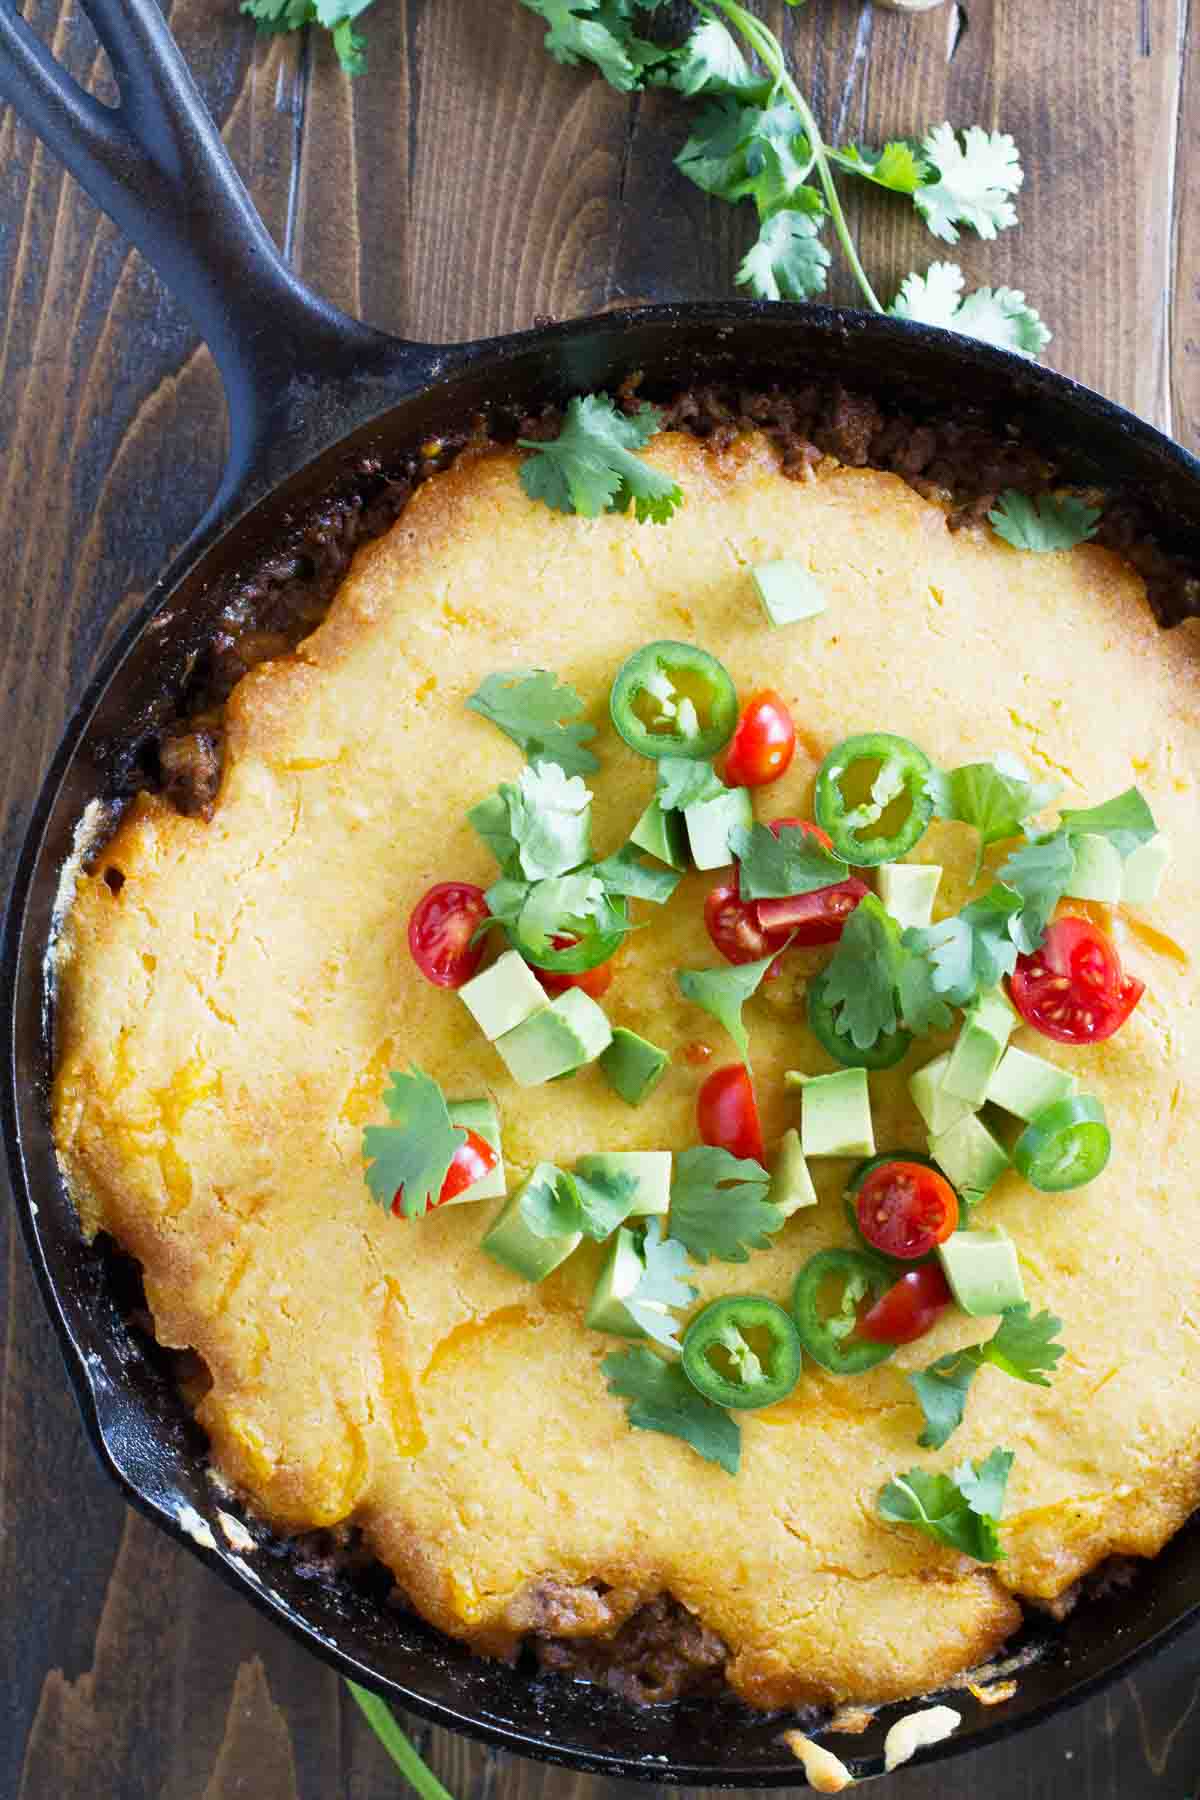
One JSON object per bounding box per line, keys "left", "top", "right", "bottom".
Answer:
{"left": 814, "top": 732, "right": 934, "bottom": 866}
{"left": 807, "top": 967, "right": 913, "bottom": 1070}
{"left": 681, "top": 1295, "right": 803, "bottom": 1410}
{"left": 791, "top": 1248, "right": 898, "bottom": 1375}
{"left": 1013, "top": 1094, "right": 1111, "bottom": 1192}
{"left": 509, "top": 895, "right": 630, "bottom": 973}
{"left": 610, "top": 642, "right": 739, "bottom": 761}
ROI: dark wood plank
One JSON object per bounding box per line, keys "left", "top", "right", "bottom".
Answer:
{"left": 2, "top": 0, "right": 1200, "bottom": 1795}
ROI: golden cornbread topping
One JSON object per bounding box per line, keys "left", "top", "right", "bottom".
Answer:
{"left": 51, "top": 413, "right": 1200, "bottom": 1713}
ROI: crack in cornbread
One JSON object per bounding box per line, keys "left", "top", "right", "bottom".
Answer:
{"left": 52, "top": 434, "right": 1200, "bottom": 1708}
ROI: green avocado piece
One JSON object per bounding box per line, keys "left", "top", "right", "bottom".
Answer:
{"left": 585, "top": 1227, "right": 649, "bottom": 1337}
{"left": 460, "top": 949, "right": 548, "bottom": 1042}
{"left": 598, "top": 1026, "right": 670, "bottom": 1106}
{"left": 942, "top": 989, "right": 1017, "bottom": 1106}
{"left": 768, "top": 1127, "right": 819, "bottom": 1216}
{"left": 928, "top": 1112, "right": 1011, "bottom": 1201}
{"left": 877, "top": 861, "right": 942, "bottom": 931}
{"left": 938, "top": 1228, "right": 1026, "bottom": 1317}
{"left": 985, "top": 1046, "right": 1076, "bottom": 1122}
{"left": 576, "top": 1150, "right": 672, "bottom": 1218}
{"left": 684, "top": 786, "right": 754, "bottom": 872}
{"left": 751, "top": 558, "right": 827, "bottom": 627}
{"left": 630, "top": 799, "right": 689, "bottom": 870}
{"left": 492, "top": 987, "right": 612, "bottom": 1087}
{"left": 909, "top": 1052, "right": 977, "bottom": 1139}
{"left": 481, "top": 1164, "right": 582, "bottom": 1282}
{"left": 445, "top": 1097, "right": 506, "bottom": 1202}
{"left": 800, "top": 1068, "right": 875, "bottom": 1159}
{"left": 1067, "top": 832, "right": 1123, "bottom": 903}
{"left": 1121, "top": 833, "right": 1171, "bottom": 906}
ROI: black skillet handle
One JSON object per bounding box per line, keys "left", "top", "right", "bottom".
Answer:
{"left": 0, "top": 0, "right": 435, "bottom": 513}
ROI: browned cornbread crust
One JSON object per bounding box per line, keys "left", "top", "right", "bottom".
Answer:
{"left": 52, "top": 432, "right": 1200, "bottom": 1710}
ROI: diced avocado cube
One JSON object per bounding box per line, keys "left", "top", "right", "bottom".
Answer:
{"left": 929, "top": 1113, "right": 1010, "bottom": 1202}
{"left": 481, "top": 1164, "right": 582, "bottom": 1282}
{"left": 942, "top": 989, "right": 1017, "bottom": 1106}
{"left": 445, "top": 1097, "right": 506, "bottom": 1203}
{"left": 576, "top": 1150, "right": 671, "bottom": 1217}
{"left": 493, "top": 988, "right": 612, "bottom": 1086}
{"left": 986, "top": 1046, "right": 1076, "bottom": 1122}
{"left": 877, "top": 862, "right": 942, "bottom": 931}
{"left": 1067, "top": 832, "right": 1123, "bottom": 903}
{"left": 598, "top": 1026, "right": 670, "bottom": 1106}
{"left": 684, "top": 786, "right": 754, "bottom": 871}
{"left": 800, "top": 1068, "right": 875, "bottom": 1159}
{"left": 909, "top": 1052, "right": 977, "bottom": 1138}
{"left": 769, "top": 1127, "right": 818, "bottom": 1216}
{"left": 751, "top": 558, "right": 827, "bottom": 627}
{"left": 938, "top": 1228, "right": 1026, "bottom": 1317}
{"left": 585, "top": 1227, "right": 650, "bottom": 1336}
{"left": 629, "top": 799, "right": 689, "bottom": 870}
{"left": 1121, "top": 833, "right": 1171, "bottom": 906}
{"left": 460, "top": 949, "right": 547, "bottom": 1042}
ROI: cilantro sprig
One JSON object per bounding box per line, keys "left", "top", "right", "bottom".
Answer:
{"left": 624, "top": 1217, "right": 700, "bottom": 1347}
{"left": 242, "top": 0, "right": 371, "bottom": 75}
{"left": 989, "top": 491, "right": 1103, "bottom": 553}
{"left": 362, "top": 1068, "right": 465, "bottom": 1218}
{"left": 467, "top": 669, "right": 599, "bottom": 776}
{"left": 518, "top": 395, "right": 683, "bottom": 524}
{"left": 910, "top": 1307, "right": 1064, "bottom": 1449}
{"left": 878, "top": 1447, "right": 1014, "bottom": 1563}
{"left": 729, "top": 821, "right": 849, "bottom": 900}
{"left": 926, "top": 754, "right": 1058, "bottom": 879}
{"left": 669, "top": 1144, "right": 783, "bottom": 1263}
{"left": 604, "top": 1344, "right": 741, "bottom": 1473}
{"left": 676, "top": 933, "right": 791, "bottom": 1064}
{"left": 520, "top": 1160, "right": 640, "bottom": 1240}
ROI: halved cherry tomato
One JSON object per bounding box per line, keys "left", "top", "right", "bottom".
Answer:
{"left": 724, "top": 691, "right": 797, "bottom": 788}
{"left": 1009, "top": 915, "right": 1145, "bottom": 1044}
{"left": 756, "top": 878, "right": 869, "bottom": 946}
{"left": 858, "top": 1262, "right": 952, "bottom": 1344}
{"left": 708, "top": 818, "right": 865, "bottom": 962}
{"left": 408, "top": 882, "right": 490, "bottom": 988}
{"left": 855, "top": 1161, "right": 959, "bottom": 1260}
{"left": 705, "top": 882, "right": 777, "bottom": 968}
{"left": 696, "top": 1063, "right": 764, "bottom": 1162}
{"left": 392, "top": 1128, "right": 497, "bottom": 1216}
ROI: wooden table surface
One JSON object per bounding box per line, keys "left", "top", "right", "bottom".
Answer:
{"left": 2, "top": 0, "right": 1199, "bottom": 1793}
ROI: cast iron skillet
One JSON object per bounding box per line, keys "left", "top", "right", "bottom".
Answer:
{"left": 3, "top": 0, "right": 1200, "bottom": 1783}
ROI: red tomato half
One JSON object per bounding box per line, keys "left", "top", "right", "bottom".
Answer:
{"left": 756, "top": 878, "right": 869, "bottom": 946}
{"left": 705, "top": 883, "right": 778, "bottom": 968}
{"left": 855, "top": 1161, "right": 959, "bottom": 1260}
{"left": 537, "top": 960, "right": 615, "bottom": 999}
{"left": 708, "top": 819, "right": 858, "bottom": 971}
{"left": 393, "top": 1128, "right": 497, "bottom": 1216}
{"left": 724, "top": 691, "right": 797, "bottom": 788}
{"left": 408, "top": 882, "right": 490, "bottom": 988}
{"left": 696, "top": 1063, "right": 764, "bottom": 1162}
{"left": 858, "top": 1263, "right": 953, "bottom": 1344}
{"left": 1010, "top": 915, "right": 1145, "bottom": 1044}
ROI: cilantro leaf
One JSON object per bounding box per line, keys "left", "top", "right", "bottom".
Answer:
{"left": 519, "top": 1166, "right": 583, "bottom": 1237}
{"left": 998, "top": 834, "right": 1077, "bottom": 954}
{"left": 926, "top": 756, "right": 1059, "bottom": 877}
{"left": 516, "top": 871, "right": 607, "bottom": 953}
{"left": 669, "top": 17, "right": 766, "bottom": 100}
{"left": 519, "top": 395, "right": 682, "bottom": 524}
{"left": 466, "top": 669, "right": 599, "bottom": 777}
{"left": 889, "top": 261, "right": 1051, "bottom": 358}
{"left": 482, "top": 875, "right": 532, "bottom": 933}
{"left": 828, "top": 140, "right": 927, "bottom": 194}
{"left": 625, "top": 1218, "right": 699, "bottom": 1347}
{"left": 669, "top": 1144, "right": 782, "bottom": 1264}
{"left": 603, "top": 1345, "right": 741, "bottom": 1473}
{"left": 915, "top": 124, "right": 1023, "bottom": 244}
{"left": 504, "top": 763, "right": 593, "bottom": 880}
{"left": 817, "top": 894, "right": 905, "bottom": 1049}
{"left": 519, "top": 0, "right": 668, "bottom": 92}
{"left": 362, "top": 1068, "right": 465, "bottom": 1219}
{"left": 566, "top": 1163, "right": 639, "bottom": 1241}
{"left": 878, "top": 1448, "right": 1014, "bottom": 1562}
{"left": 737, "top": 201, "right": 830, "bottom": 301}
{"left": 895, "top": 945, "right": 955, "bottom": 1036}
{"left": 989, "top": 491, "right": 1102, "bottom": 554}
{"left": 1060, "top": 787, "right": 1157, "bottom": 857}
{"left": 740, "top": 105, "right": 817, "bottom": 218}
{"left": 241, "top": 0, "right": 372, "bottom": 73}
{"left": 676, "top": 944, "right": 783, "bottom": 1064}
{"left": 656, "top": 757, "right": 725, "bottom": 812}
{"left": 904, "top": 883, "right": 1021, "bottom": 1006}
{"left": 911, "top": 1306, "right": 1065, "bottom": 1448}
{"left": 729, "top": 821, "right": 849, "bottom": 901}
{"left": 592, "top": 843, "right": 682, "bottom": 904}
{"left": 676, "top": 96, "right": 764, "bottom": 201}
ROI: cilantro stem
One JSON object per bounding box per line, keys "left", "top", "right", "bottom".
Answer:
{"left": 706, "top": 0, "right": 884, "bottom": 313}
{"left": 346, "top": 1681, "right": 458, "bottom": 1800}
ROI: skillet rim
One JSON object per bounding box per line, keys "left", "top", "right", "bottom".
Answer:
{"left": 5, "top": 296, "right": 1200, "bottom": 1785}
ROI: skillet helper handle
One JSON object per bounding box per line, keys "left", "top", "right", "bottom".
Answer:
{"left": 0, "top": 0, "right": 409, "bottom": 499}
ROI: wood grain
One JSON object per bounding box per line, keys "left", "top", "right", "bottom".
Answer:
{"left": 2, "top": 0, "right": 1199, "bottom": 1795}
